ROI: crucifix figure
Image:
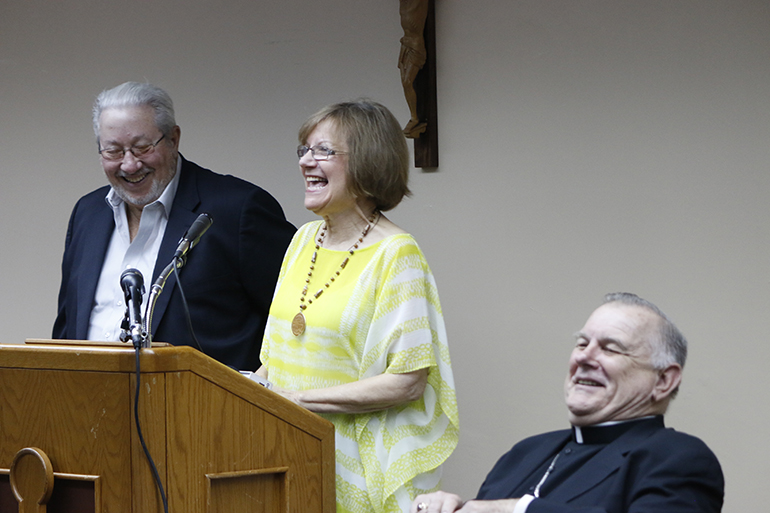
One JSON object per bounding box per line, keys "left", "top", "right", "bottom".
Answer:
{"left": 399, "top": 0, "right": 429, "bottom": 139}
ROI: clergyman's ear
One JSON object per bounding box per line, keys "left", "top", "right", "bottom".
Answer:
{"left": 653, "top": 364, "right": 682, "bottom": 402}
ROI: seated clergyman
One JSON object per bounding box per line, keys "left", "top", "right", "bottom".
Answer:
{"left": 411, "top": 292, "right": 724, "bottom": 513}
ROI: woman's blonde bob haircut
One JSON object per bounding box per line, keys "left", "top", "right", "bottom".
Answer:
{"left": 298, "top": 100, "right": 411, "bottom": 212}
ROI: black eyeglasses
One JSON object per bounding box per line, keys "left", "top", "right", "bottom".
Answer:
{"left": 297, "top": 145, "right": 347, "bottom": 161}
{"left": 99, "top": 134, "right": 166, "bottom": 161}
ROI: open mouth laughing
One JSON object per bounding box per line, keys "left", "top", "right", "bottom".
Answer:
{"left": 574, "top": 378, "right": 604, "bottom": 387}
{"left": 119, "top": 170, "right": 151, "bottom": 185}
{"left": 306, "top": 176, "right": 328, "bottom": 191}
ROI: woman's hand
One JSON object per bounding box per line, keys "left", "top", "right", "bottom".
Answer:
{"left": 277, "top": 368, "right": 429, "bottom": 414}
{"left": 270, "top": 384, "right": 302, "bottom": 404}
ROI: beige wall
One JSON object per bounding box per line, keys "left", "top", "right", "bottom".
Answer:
{"left": 2, "top": 1, "right": 767, "bottom": 511}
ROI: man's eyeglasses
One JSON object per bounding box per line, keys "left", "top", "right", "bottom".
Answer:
{"left": 297, "top": 145, "right": 347, "bottom": 161}
{"left": 99, "top": 134, "right": 166, "bottom": 161}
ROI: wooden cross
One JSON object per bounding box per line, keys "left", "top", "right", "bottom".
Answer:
{"left": 399, "top": 0, "right": 438, "bottom": 168}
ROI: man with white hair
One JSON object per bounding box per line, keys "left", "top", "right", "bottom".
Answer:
{"left": 53, "top": 81, "right": 295, "bottom": 370}
{"left": 412, "top": 292, "right": 724, "bottom": 513}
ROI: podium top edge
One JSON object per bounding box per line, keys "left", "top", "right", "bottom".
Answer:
{"left": 24, "top": 338, "right": 172, "bottom": 348}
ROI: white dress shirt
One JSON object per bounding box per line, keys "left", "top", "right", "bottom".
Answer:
{"left": 87, "top": 161, "right": 181, "bottom": 341}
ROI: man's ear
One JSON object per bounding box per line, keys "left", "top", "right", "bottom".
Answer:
{"left": 652, "top": 364, "right": 682, "bottom": 402}
{"left": 170, "top": 125, "right": 181, "bottom": 150}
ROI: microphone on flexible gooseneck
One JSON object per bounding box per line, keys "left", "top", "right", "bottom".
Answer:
{"left": 120, "top": 268, "right": 146, "bottom": 348}
{"left": 144, "top": 213, "right": 214, "bottom": 349}
{"left": 174, "top": 213, "right": 213, "bottom": 259}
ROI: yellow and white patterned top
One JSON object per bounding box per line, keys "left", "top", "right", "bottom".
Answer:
{"left": 261, "top": 221, "right": 459, "bottom": 513}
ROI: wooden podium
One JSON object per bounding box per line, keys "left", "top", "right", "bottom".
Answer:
{"left": 0, "top": 340, "right": 335, "bottom": 513}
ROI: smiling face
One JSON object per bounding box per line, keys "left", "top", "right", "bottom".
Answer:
{"left": 98, "top": 105, "right": 179, "bottom": 212}
{"left": 564, "top": 303, "right": 673, "bottom": 426}
{"left": 299, "top": 119, "right": 356, "bottom": 217}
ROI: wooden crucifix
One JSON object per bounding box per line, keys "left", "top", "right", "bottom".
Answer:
{"left": 399, "top": 0, "right": 438, "bottom": 168}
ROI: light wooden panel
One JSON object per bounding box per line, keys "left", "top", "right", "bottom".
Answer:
{"left": 165, "top": 371, "right": 330, "bottom": 512}
{"left": 207, "top": 468, "right": 288, "bottom": 512}
{"left": 0, "top": 368, "right": 131, "bottom": 510}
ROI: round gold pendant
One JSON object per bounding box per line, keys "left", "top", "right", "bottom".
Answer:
{"left": 291, "top": 312, "right": 306, "bottom": 336}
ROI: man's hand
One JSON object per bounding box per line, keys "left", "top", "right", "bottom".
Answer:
{"left": 411, "top": 491, "right": 464, "bottom": 513}
{"left": 412, "top": 492, "right": 519, "bottom": 513}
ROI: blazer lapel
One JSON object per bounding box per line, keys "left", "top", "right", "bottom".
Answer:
{"left": 149, "top": 157, "right": 201, "bottom": 335}
{"left": 545, "top": 443, "right": 628, "bottom": 503}
{"left": 479, "top": 431, "right": 572, "bottom": 500}
{"left": 517, "top": 432, "right": 573, "bottom": 489}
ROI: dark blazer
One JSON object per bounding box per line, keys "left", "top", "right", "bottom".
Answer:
{"left": 476, "top": 416, "right": 724, "bottom": 513}
{"left": 53, "top": 157, "right": 296, "bottom": 370}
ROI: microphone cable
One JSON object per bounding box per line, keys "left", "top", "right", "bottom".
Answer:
{"left": 133, "top": 345, "right": 169, "bottom": 513}
{"left": 129, "top": 256, "right": 203, "bottom": 512}
{"left": 172, "top": 255, "right": 204, "bottom": 354}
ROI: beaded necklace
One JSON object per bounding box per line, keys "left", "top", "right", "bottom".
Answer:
{"left": 291, "top": 211, "right": 380, "bottom": 336}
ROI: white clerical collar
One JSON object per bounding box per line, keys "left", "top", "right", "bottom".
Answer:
{"left": 572, "top": 415, "right": 658, "bottom": 444}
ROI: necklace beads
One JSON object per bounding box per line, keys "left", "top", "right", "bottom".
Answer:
{"left": 291, "top": 212, "right": 379, "bottom": 336}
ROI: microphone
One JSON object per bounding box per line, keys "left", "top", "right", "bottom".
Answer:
{"left": 120, "top": 268, "right": 146, "bottom": 347}
{"left": 144, "top": 213, "right": 213, "bottom": 346}
{"left": 174, "top": 213, "right": 213, "bottom": 259}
